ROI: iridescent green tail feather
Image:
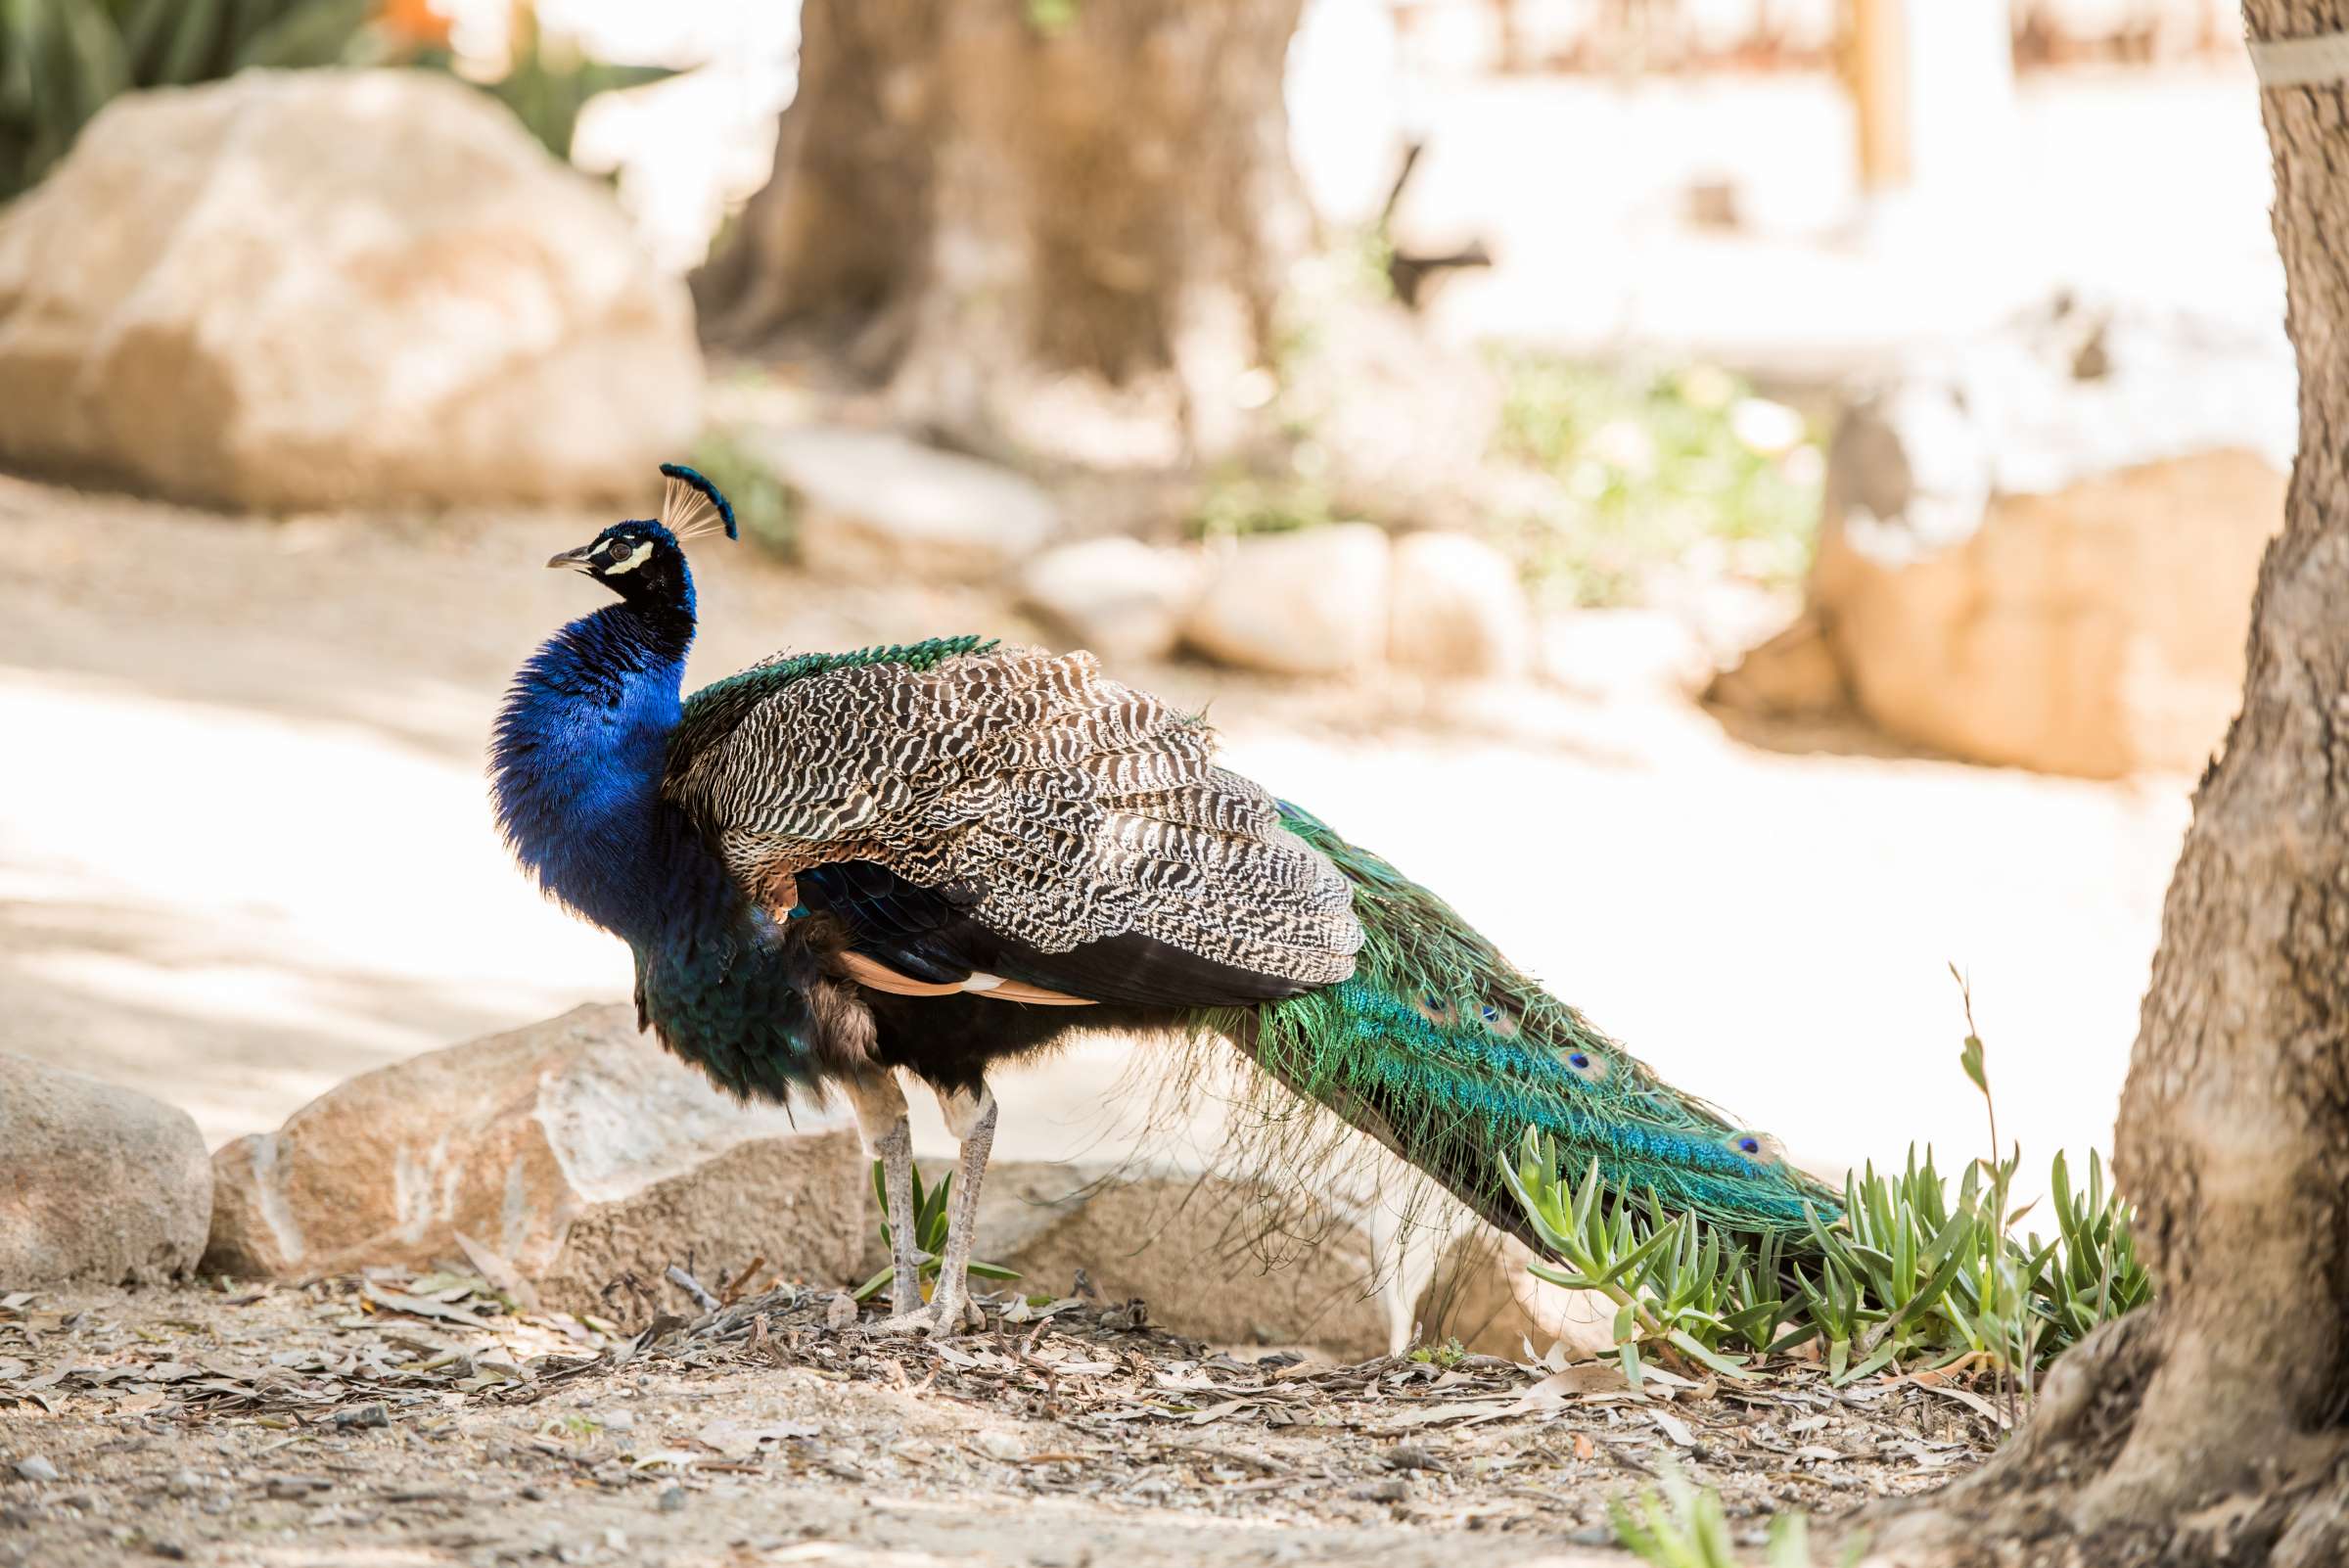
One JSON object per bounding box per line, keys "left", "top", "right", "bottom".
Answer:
{"left": 1194, "top": 806, "right": 1835, "bottom": 1251}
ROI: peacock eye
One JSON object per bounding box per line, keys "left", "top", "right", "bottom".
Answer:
{"left": 1737, "top": 1136, "right": 1761, "bottom": 1155}
{"left": 1569, "top": 1053, "right": 1589, "bottom": 1069}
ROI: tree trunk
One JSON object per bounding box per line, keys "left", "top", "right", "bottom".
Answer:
{"left": 1871, "top": 5, "right": 2349, "bottom": 1562}
{"left": 695, "top": 0, "right": 1311, "bottom": 464}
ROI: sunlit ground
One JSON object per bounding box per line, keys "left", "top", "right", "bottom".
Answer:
{"left": 0, "top": 484, "right": 2187, "bottom": 1211}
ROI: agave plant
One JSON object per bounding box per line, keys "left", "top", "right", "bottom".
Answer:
{"left": 0, "top": 0, "right": 675, "bottom": 203}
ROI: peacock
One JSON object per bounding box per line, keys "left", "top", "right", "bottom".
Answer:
{"left": 491, "top": 466, "right": 1831, "bottom": 1334}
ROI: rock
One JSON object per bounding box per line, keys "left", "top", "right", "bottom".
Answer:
{"left": 202, "top": 1004, "right": 866, "bottom": 1313}
{"left": 1280, "top": 294, "right": 1503, "bottom": 533}
{"left": 1543, "top": 609, "right": 1718, "bottom": 704}
{"left": 0, "top": 1056, "right": 210, "bottom": 1287}
{"left": 1386, "top": 531, "right": 1535, "bottom": 679}
{"left": 1182, "top": 524, "right": 1391, "bottom": 676}
{"left": 1705, "top": 611, "right": 1845, "bottom": 716}
{"left": 0, "top": 70, "right": 699, "bottom": 511}
{"left": 949, "top": 1163, "right": 1390, "bottom": 1359}
{"left": 12, "top": 1457, "right": 59, "bottom": 1484}
{"left": 753, "top": 425, "right": 1060, "bottom": 582}
{"left": 1016, "top": 537, "right": 1205, "bottom": 666}
{"left": 1803, "top": 304, "right": 2292, "bottom": 776}
{"left": 1422, "top": 1232, "right": 1618, "bottom": 1362}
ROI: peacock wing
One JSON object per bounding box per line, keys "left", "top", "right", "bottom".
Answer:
{"left": 662, "top": 641, "right": 1365, "bottom": 1006}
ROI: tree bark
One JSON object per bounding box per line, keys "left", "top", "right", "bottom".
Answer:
{"left": 695, "top": 0, "right": 1312, "bottom": 465}
{"left": 1870, "top": 4, "right": 2349, "bottom": 1562}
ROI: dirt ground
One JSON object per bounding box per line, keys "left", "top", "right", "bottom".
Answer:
{"left": 0, "top": 1270, "right": 1998, "bottom": 1568}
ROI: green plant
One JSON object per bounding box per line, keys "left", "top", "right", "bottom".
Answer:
{"left": 470, "top": 2, "right": 674, "bottom": 161}
{"left": 1023, "top": 0, "right": 1081, "bottom": 37}
{"left": 1185, "top": 469, "right": 1340, "bottom": 542}
{"left": 1504, "top": 991, "right": 2150, "bottom": 1395}
{"left": 852, "top": 1159, "right": 1020, "bottom": 1305}
{"left": 1490, "top": 353, "right": 1822, "bottom": 607}
{"left": 1408, "top": 1336, "right": 1468, "bottom": 1368}
{"left": 687, "top": 429, "right": 794, "bottom": 556}
{"left": 1614, "top": 1463, "right": 1841, "bottom": 1568}
{"left": 0, "top": 0, "right": 672, "bottom": 202}
{"left": 1, "top": 0, "right": 373, "bottom": 200}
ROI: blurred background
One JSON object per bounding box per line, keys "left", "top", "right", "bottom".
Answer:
{"left": 0, "top": 0, "right": 2287, "bottom": 1215}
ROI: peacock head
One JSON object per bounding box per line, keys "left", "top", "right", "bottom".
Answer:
{"left": 546, "top": 464, "right": 737, "bottom": 607}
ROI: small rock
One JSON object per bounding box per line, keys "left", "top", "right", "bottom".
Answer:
{"left": 975, "top": 1431, "right": 1025, "bottom": 1462}
{"left": 823, "top": 1293, "right": 856, "bottom": 1331}
{"left": 657, "top": 1486, "right": 686, "bottom": 1513}
{"left": 1017, "top": 537, "right": 1206, "bottom": 666}
{"left": 0, "top": 1057, "right": 210, "bottom": 1288}
{"left": 163, "top": 1471, "right": 208, "bottom": 1499}
{"left": 202, "top": 1004, "right": 866, "bottom": 1314}
{"left": 1544, "top": 609, "right": 1718, "bottom": 705}
{"left": 1383, "top": 1445, "right": 1448, "bottom": 1473}
{"left": 1182, "top": 525, "right": 1391, "bottom": 676}
{"left": 12, "top": 1457, "right": 59, "bottom": 1484}
{"left": 1349, "top": 1477, "right": 1408, "bottom": 1503}
{"left": 758, "top": 425, "right": 1060, "bottom": 583}
{"left": 0, "top": 70, "right": 698, "bottom": 510}
{"left": 330, "top": 1403, "right": 390, "bottom": 1429}
{"left": 1386, "top": 531, "right": 1535, "bottom": 680}
{"left": 263, "top": 1475, "right": 330, "bottom": 1499}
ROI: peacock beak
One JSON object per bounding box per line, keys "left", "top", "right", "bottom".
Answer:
{"left": 546, "top": 544, "right": 597, "bottom": 572}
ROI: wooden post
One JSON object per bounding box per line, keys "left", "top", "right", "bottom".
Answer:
{"left": 1848, "top": 0, "right": 1912, "bottom": 192}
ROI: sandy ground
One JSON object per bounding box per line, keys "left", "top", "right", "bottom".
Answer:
{"left": 0, "top": 473, "right": 2188, "bottom": 1197}
{"left": 0, "top": 1269, "right": 1998, "bottom": 1568}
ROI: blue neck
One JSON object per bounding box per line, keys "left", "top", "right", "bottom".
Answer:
{"left": 489, "top": 590, "right": 735, "bottom": 945}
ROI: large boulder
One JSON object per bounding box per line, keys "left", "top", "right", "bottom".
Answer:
{"left": 203, "top": 1004, "right": 866, "bottom": 1312}
{"left": 755, "top": 425, "right": 1061, "bottom": 583}
{"left": 958, "top": 1163, "right": 1389, "bottom": 1357}
{"left": 1182, "top": 524, "right": 1392, "bottom": 676}
{"left": 1016, "top": 537, "right": 1206, "bottom": 667}
{"left": 0, "top": 70, "right": 700, "bottom": 512}
{"left": 1794, "top": 303, "right": 2292, "bottom": 777}
{"left": 1387, "top": 530, "right": 1535, "bottom": 680}
{"left": 940, "top": 1161, "right": 1614, "bottom": 1360}
{"left": 0, "top": 1056, "right": 211, "bottom": 1286}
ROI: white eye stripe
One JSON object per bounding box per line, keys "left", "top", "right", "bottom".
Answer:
{"left": 603, "top": 541, "right": 649, "bottom": 574}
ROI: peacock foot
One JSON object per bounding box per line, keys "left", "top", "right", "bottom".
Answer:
{"left": 864, "top": 1294, "right": 984, "bottom": 1337}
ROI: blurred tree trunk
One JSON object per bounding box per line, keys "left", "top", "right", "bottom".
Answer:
{"left": 695, "top": 0, "right": 1311, "bottom": 463}
{"left": 1872, "top": 3, "right": 2349, "bottom": 1561}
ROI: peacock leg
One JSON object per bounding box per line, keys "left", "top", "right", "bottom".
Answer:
{"left": 924, "top": 1083, "right": 998, "bottom": 1334}
{"left": 842, "top": 1071, "right": 923, "bottom": 1318}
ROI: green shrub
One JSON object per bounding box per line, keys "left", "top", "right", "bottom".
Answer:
{"left": 687, "top": 430, "right": 795, "bottom": 558}
{"left": 1503, "top": 990, "right": 2149, "bottom": 1394}
{"left": 0, "top": 0, "right": 671, "bottom": 202}
{"left": 1492, "top": 353, "right": 1823, "bottom": 606}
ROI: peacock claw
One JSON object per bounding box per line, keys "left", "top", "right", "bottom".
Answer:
{"left": 864, "top": 1298, "right": 982, "bottom": 1337}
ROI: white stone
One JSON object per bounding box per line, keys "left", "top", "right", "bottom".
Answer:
{"left": 0, "top": 69, "right": 700, "bottom": 511}
{"left": 0, "top": 1055, "right": 211, "bottom": 1286}
{"left": 1016, "top": 537, "right": 1205, "bottom": 666}
{"left": 756, "top": 425, "right": 1061, "bottom": 582}
{"left": 1544, "top": 609, "right": 1718, "bottom": 704}
{"left": 203, "top": 1004, "right": 867, "bottom": 1314}
{"left": 1386, "top": 530, "right": 1535, "bottom": 680}
{"left": 1182, "top": 524, "right": 1391, "bottom": 676}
